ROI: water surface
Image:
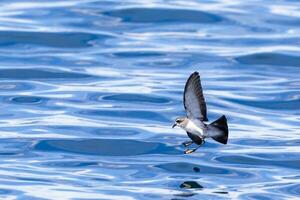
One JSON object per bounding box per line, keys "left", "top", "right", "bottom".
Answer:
{"left": 0, "top": 0, "right": 299, "bottom": 199}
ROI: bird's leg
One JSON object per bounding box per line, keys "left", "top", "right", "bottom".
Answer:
{"left": 184, "top": 145, "right": 201, "bottom": 154}
{"left": 184, "top": 139, "right": 205, "bottom": 154}
{"left": 182, "top": 140, "right": 193, "bottom": 147}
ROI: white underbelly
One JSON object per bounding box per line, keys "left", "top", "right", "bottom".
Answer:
{"left": 185, "top": 121, "right": 205, "bottom": 137}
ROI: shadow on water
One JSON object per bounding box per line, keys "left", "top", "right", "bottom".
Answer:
{"left": 34, "top": 139, "right": 181, "bottom": 156}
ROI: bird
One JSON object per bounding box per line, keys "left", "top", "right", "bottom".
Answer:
{"left": 172, "top": 71, "right": 228, "bottom": 154}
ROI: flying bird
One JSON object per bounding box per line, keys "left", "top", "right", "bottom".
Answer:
{"left": 172, "top": 72, "right": 228, "bottom": 154}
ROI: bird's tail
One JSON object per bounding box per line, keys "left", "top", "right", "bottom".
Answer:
{"left": 209, "top": 115, "right": 228, "bottom": 144}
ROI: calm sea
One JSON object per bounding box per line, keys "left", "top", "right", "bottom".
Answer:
{"left": 0, "top": 0, "right": 299, "bottom": 199}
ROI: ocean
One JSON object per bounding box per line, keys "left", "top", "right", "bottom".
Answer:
{"left": 0, "top": 0, "right": 299, "bottom": 199}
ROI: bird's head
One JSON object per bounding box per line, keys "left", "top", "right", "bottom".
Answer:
{"left": 172, "top": 117, "right": 188, "bottom": 128}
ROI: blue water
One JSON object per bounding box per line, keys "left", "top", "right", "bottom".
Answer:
{"left": 0, "top": 0, "right": 299, "bottom": 199}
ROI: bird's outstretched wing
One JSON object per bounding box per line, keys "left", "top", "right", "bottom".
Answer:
{"left": 183, "top": 71, "right": 208, "bottom": 121}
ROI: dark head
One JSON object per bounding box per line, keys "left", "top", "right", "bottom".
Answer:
{"left": 172, "top": 117, "right": 188, "bottom": 128}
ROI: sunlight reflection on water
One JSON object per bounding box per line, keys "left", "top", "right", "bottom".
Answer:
{"left": 0, "top": 0, "right": 299, "bottom": 199}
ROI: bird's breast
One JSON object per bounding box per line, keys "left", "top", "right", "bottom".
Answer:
{"left": 185, "top": 120, "right": 204, "bottom": 136}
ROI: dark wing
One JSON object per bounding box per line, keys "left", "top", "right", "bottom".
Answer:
{"left": 186, "top": 132, "right": 204, "bottom": 145}
{"left": 183, "top": 71, "right": 208, "bottom": 121}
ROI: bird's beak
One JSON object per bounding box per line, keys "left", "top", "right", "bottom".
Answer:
{"left": 172, "top": 123, "right": 177, "bottom": 128}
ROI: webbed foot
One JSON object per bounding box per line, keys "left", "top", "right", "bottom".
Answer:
{"left": 184, "top": 149, "right": 195, "bottom": 154}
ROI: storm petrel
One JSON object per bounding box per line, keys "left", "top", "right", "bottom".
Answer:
{"left": 172, "top": 72, "right": 228, "bottom": 154}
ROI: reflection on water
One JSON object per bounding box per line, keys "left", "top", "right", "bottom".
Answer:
{"left": 180, "top": 181, "right": 203, "bottom": 189}
{"left": 0, "top": 0, "right": 299, "bottom": 199}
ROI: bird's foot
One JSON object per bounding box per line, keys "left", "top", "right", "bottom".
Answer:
{"left": 184, "top": 149, "right": 195, "bottom": 154}
{"left": 182, "top": 140, "right": 193, "bottom": 147}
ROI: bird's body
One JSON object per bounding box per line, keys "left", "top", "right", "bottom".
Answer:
{"left": 173, "top": 72, "right": 229, "bottom": 154}
{"left": 184, "top": 119, "right": 226, "bottom": 141}
{"left": 185, "top": 120, "right": 205, "bottom": 137}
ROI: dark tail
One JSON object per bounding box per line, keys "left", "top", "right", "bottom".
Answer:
{"left": 210, "top": 115, "right": 228, "bottom": 144}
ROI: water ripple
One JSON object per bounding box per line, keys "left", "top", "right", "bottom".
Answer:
{"left": 236, "top": 53, "right": 300, "bottom": 67}
{"left": 34, "top": 139, "right": 180, "bottom": 156}
{"left": 0, "top": 31, "right": 113, "bottom": 48}
{"left": 103, "top": 7, "right": 224, "bottom": 23}
{"left": 102, "top": 93, "right": 171, "bottom": 104}
{"left": 0, "top": 68, "right": 94, "bottom": 80}
{"left": 0, "top": 0, "right": 299, "bottom": 199}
